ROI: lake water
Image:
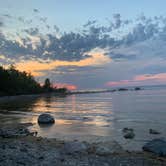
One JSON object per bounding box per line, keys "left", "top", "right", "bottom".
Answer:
{"left": 0, "top": 87, "right": 166, "bottom": 151}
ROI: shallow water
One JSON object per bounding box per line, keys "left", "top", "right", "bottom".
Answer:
{"left": 0, "top": 87, "right": 166, "bottom": 151}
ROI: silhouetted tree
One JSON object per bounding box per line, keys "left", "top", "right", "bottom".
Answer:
{"left": 44, "top": 78, "right": 51, "bottom": 89}
{"left": 0, "top": 65, "right": 42, "bottom": 95}
{"left": 0, "top": 65, "right": 69, "bottom": 96}
{"left": 43, "top": 78, "right": 53, "bottom": 92}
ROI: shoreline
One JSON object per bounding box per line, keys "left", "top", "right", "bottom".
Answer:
{"left": 0, "top": 92, "right": 68, "bottom": 102}
{"left": 0, "top": 123, "right": 165, "bottom": 166}
{"left": 0, "top": 86, "right": 142, "bottom": 100}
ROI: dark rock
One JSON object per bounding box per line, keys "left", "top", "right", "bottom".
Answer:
{"left": 118, "top": 88, "right": 128, "bottom": 91}
{"left": 134, "top": 87, "right": 141, "bottom": 91}
{"left": 38, "top": 113, "right": 55, "bottom": 124}
{"left": 123, "top": 128, "right": 135, "bottom": 139}
{"left": 143, "top": 139, "right": 166, "bottom": 156}
{"left": 38, "top": 156, "right": 44, "bottom": 160}
{"left": 60, "top": 158, "right": 65, "bottom": 162}
{"left": 122, "top": 128, "right": 134, "bottom": 133}
{"left": 149, "top": 129, "right": 160, "bottom": 135}
{"left": 123, "top": 132, "right": 135, "bottom": 139}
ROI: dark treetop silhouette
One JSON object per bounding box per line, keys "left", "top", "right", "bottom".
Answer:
{"left": 0, "top": 65, "right": 67, "bottom": 96}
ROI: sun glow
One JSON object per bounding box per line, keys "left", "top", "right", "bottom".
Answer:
{"left": 15, "top": 48, "right": 111, "bottom": 76}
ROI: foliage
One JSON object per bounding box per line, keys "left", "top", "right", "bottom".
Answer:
{"left": 0, "top": 65, "right": 42, "bottom": 95}
{"left": 0, "top": 65, "right": 68, "bottom": 96}
{"left": 43, "top": 78, "right": 53, "bottom": 92}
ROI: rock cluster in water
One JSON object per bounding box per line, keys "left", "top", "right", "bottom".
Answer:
{"left": 122, "top": 128, "right": 135, "bottom": 139}
{"left": 149, "top": 129, "right": 160, "bottom": 135}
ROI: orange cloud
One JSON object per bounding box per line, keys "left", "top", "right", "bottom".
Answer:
{"left": 14, "top": 48, "right": 111, "bottom": 76}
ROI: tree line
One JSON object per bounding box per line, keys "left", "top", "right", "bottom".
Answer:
{"left": 0, "top": 65, "right": 68, "bottom": 96}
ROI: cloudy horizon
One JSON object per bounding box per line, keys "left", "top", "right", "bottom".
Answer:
{"left": 1, "top": 0, "right": 166, "bottom": 90}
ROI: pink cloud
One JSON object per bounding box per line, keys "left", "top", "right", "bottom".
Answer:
{"left": 53, "top": 83, "right": 77, "bottom": 90}
{"left": 134, "top": 73, "right": 166, "bottom": 81}
{"left": 105, "top": 80, "right": 130, "bottom": 86}
{"left": 105, "top": 73, "right": 166, "bottom": 87}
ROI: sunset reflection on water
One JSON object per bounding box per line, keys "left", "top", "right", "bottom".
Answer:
{"left": 1, "top": 89, "right": 166, "bottom": 142}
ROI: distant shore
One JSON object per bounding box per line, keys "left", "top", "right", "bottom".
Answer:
{"left": 0, "top": 92, "right": 68, "bottom": 100}
{"left": 0, "top": 86, "right": 142, "bottom": 99}
{"left": 68, "top": 86, "right": 142, "bottom": 94}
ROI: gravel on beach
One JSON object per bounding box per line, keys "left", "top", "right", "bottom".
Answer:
{"left": 1, "top": 137, "right": 166, "bottom": 166}
{"left": 0, "top": 123, "right": 166, "bottom": 166}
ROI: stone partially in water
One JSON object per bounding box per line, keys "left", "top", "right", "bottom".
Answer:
{"left": 122, "top": 128, "right": 134, "bottom": 133}
{"left": 143, "top": 139, "right": 166, "bottom": 156}
{"left": 149, "top": 129, "right": 160, "bottom": 135}
{"left": 134, "top": 87, "right": 141, "bottom": 91}
{"left": 122, "top": 128, "right": 135, "bottom": 139}
{"left": 123, "top": 132, "right": 135, "bottom": 139}
{"left": 38, "top": 113, "right": 55, "bottom": 124}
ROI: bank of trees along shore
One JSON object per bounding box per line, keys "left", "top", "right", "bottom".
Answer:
{"left": 0, "top": 65, "right": 67, "bottom": 96}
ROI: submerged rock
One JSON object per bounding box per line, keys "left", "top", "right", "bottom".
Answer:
{"left": 123, "top": 128, "right": 135, "bottom": 139}
{"left": 124, "top": 132, "right": 135, "bottom": 139}
{"left": 134, "top": 87, "right": 141, "bottom": 91}
{"left": 122, "top": 128, "right": 134, "bottom": 133}
{"left": 38, "top": 113, "right": 55, "bottom": 124}
{"left": 143, "top": 139, "right": 166, "bottom": 156}
{"left": 149, "top": 129, "right": 160, "bottom": 135}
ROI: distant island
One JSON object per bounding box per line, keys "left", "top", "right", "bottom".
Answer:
{"left": 0, "top": 65, "right": 68, "bottom": 97}
{"left": 69, "top": 87, "right": 142, "bottom": 95}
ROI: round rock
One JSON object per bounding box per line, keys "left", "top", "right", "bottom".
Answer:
{"left": 38, "top": 113, "right": 55, "bottom": 124}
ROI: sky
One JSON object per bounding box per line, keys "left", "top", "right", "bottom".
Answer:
{"left": 1, "top": 0, "right": 166, "bottom": 90}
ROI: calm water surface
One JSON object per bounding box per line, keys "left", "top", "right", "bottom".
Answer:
{"left": 0, "top": 88, "right": 166, "bottom": 150}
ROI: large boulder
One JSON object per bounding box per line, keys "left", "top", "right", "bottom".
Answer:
{"left": 38, "top": 113, "right": 55, "bottom": 124}
{"left": 143, "top": 139, "right": 166, "bottom": 156}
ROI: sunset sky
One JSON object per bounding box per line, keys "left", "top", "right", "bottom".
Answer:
{"left": 1, "top": 0, "right": 166, "bottom": 90}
